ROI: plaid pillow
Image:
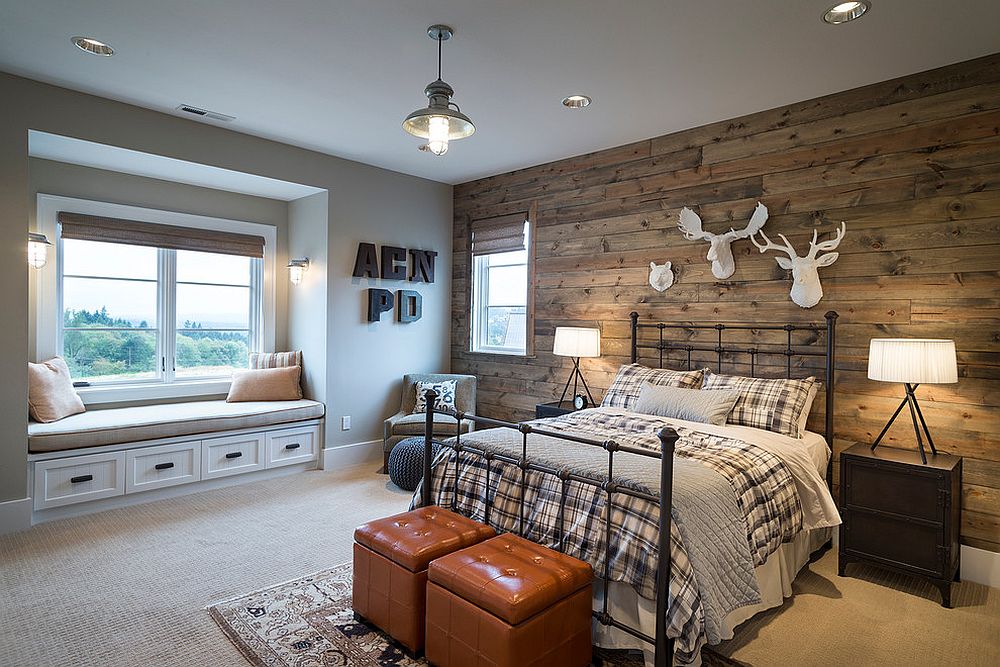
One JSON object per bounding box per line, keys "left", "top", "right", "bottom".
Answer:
{"left": 701, "top": 370, "right": 817, "bottom": 438}
{"left": 413, "top": 380, "right": 457, "bottom": 414}
{"left": 601, "top": 364, "right": 704, "bottom": 410}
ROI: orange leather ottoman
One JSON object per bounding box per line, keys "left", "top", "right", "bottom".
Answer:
{"left": 353, "top": 507, "right": 495, "bottom": 654}
{"left": 426, "top": 533, "right": 594, "bottom": 667}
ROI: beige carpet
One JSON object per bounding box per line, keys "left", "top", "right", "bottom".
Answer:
{"left": 1, "top": 462, "right": 997, "bottom": 667}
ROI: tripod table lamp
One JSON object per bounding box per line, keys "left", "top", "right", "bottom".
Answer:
{"left": 867, "top": 338, "right": 957, "bottom": 464}
{"left": 553, "top": 326, "right": 601, "bottom": 409}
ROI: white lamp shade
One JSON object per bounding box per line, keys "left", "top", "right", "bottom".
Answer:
{"left": 553, "top": 327, "right": 601, "bottom": 358}
{"left": 868, "top": 339, "right": 958, "bottom": 384}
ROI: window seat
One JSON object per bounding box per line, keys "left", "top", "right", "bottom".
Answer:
{"left": 28, "top": 399, "right": 325, "bottom": 453}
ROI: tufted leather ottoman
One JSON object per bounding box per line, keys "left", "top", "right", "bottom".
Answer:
{"left": 353, "top": 507, "right": 495, "bottom": 654}
{"left": 425, "top": 533, "right": 594, "bottom": 667}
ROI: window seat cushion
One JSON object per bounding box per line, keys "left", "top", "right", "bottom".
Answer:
{"left": 28, "top": 399, "right": 325, "bottom": 453}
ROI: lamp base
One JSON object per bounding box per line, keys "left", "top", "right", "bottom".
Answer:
{"left": 870, "top": 383, "right": 938, "bottom": 464}
{"left": 557, "top": 357, "right": 597, "bottom": 408}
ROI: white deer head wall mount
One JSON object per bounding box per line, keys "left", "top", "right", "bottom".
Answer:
{"left": 751, "top": 222, "right": 847, "bottom": 308}
{"left": 648, "top": 261, "right": 674, "bottom": 292}
{"left": 677, "top": 202, "right": 769, "bottom": 280}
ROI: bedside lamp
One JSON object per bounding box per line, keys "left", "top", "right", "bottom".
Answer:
{"left": 867, "top": 338, "right": 957, "bottom": 464}
{"left": 553, "top": 326, "right": 600, "bottom": 408}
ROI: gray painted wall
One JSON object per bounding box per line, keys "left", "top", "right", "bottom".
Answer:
{"left": 1, "top": 72, "right": 452, "bottom": 506}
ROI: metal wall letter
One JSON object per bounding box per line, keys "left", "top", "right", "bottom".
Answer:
{"left": 397, "top": 290, "right": 423, "bottom": 322}
{"left": 367, "top": 288, "right": 394, "bottom": 322}
{"left": 408, "top": 249, "right": 438, "bottom": 283}
{"left": 352, "top": 243, "right": 379, "bottom": 278}
{"left": 380, "top": 246, "right": 407, "bottom": 280}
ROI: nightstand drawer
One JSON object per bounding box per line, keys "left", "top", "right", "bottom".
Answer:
{"left": 844, "top": 460, "right": 943, "bottom": 521}
{"left": 843, "top": 509, "right": 944, "bottom": 576}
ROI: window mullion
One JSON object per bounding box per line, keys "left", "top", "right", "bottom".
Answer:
{"left": 161, "top": 249, "right": 177, "bottom": 384}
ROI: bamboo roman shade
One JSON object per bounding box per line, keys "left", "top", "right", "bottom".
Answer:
{"left": 470, "top": 212, "right": 528, "bottom": 256}
{"left": 58, "top": 212, "right": 266, "bottom": 258}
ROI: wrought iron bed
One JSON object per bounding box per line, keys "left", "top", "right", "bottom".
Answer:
{"left": 419, "top": 311, "right": 838, "bottom": 666}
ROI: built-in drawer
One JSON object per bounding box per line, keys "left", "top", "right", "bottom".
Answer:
{"left": 126, "top": 441, "right": 201, "bottom": 493}
{"left": 266, "top": 425, "right": 319, "bottom": 468}
{"left": 33, "top": 451, "right": 125, "bottom": 510}
{"left": 202, "top": 433, "right": 265, "bottom": 480}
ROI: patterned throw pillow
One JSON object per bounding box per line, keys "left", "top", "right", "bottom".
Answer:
{"left": 413, "top": 380, "right": 458, "bottom": 414}
{"left": 249, "top": 351, "right": 302, "bottom": 369}
{"left": 601, "top": 364, "right": 705, "bottom": 411}
{"left": 701, "top": 370, "right": 817, "bottom": 438}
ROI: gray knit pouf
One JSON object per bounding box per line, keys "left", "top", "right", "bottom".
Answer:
{"left": 388, "top": 437, "right": 443, "bottom": 491}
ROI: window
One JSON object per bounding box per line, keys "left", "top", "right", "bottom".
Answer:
{"left": 60, "top": 241, "right": 261, "bottom": 385}
{"left": 470, "top": 214, "right": 530, "bottom": 355}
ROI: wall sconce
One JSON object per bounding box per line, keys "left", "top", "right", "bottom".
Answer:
{"left": 28, "top": 232, "right": 52, "bottom": 269}
{"left": 287, "top": 258, "right": 309, "bottom": 285}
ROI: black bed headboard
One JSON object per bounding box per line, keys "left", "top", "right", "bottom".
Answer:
{"left": 628, "top": 311, "right": 838, "bottom": 487}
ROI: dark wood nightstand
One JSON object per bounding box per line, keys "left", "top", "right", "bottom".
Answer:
{"left": 535, "top": 401, "right": 577, "bottom": 419}
{"left": 839, "top": 443, "right": 962, "bottom": 607}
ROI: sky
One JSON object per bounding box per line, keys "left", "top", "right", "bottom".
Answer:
{"left": 62, "top": 240, "right": 252, "bottom": 329}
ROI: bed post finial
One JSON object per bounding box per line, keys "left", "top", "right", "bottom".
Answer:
{"left": 630, "top": 311, "right": 639, "bottom": 363}
{"left": 422, "top": 388, "right": 438, "bottom": 508}
{"left": 655, "top": 426, "right": 678, "bottom": 665}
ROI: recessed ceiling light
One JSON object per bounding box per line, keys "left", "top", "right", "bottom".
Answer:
{"left": 562, "top": 95, "right": 592, "bottom": 109}
{"left": 72, "top": 36, "right": 115, "bottom": 56}
{"left": 822, "top": 1, "right": 871, "bottom": 24}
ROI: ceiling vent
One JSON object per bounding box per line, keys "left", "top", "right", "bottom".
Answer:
{"left": 175, "top": 105, "right": 235, "bottom": 122}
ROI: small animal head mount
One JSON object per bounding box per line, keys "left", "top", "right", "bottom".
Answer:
{"left": 677, "top": 202, "right": 769, "bottom": 280}
{"left": 648, "top": 261, "right": 674, "bottom": 292}
{"left": 751, "top": 222, "right": 846, "bottom": 308}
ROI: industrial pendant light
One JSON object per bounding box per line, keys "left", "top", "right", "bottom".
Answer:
{"left": 402, "top": 25, "right": 475, "bottom": 156}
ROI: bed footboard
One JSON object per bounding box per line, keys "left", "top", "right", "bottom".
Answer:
{"left": 420, "top": 388, "right": 678, "bottom": 666}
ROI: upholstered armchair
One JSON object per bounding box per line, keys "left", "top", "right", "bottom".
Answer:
{"left": 383, "top": 373, "right": 477, "bottom": 472}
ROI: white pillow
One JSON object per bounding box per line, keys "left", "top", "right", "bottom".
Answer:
{"left": 797, "top": 382, "right": 820, "bottom": 437}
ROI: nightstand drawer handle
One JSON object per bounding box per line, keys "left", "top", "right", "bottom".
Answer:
{"left": 225, "top": 452, "right": 243, "bottom": 460}
{"left": 284, "top": 443, "right": 301, "bottom": 451}
{"left": 70, "top": 474, "right": 93, "bottom": 484}
{"left": 154, "top": 462, "right": 175, "bottom": 471}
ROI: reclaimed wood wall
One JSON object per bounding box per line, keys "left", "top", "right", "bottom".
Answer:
{"left": 451, "top": 54, "right": 1000, "bottom": 553}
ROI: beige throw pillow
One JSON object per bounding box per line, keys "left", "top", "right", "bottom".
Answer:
{"left": 226, "top": 366, "right": 303, "bottom": 402}
{"left": 28, "top": 357, "right": 86, "bottom": 423}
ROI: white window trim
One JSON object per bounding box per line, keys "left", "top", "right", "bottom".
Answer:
{"left": 470, "top": 251, "right": 528, "bottom": 356}
{"left": 35, "top": 194, "right": 277, "bottom": 405}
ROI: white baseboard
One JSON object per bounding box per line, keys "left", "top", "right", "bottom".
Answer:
{"left": 322, "top": 439, "right": 382, "bottom": 469}
{"left": 961, "top": 545, "right": 1000, "bottom": 588}
{"left": 0, "top": 497, "right": 32, "bottom": 536}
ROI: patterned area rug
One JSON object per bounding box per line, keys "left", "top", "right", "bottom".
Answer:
{"left": 208, "top": 562, "right": 747, "bottom": 667}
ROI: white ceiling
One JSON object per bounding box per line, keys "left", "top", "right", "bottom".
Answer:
{"left": 2, "top": 1, "right": 999, "bottom": 185}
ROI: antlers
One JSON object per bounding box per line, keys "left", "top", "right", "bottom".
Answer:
{"left": 751, "top": 221, "right": 846, "bottom": 259}
{"left": 806, "top": 221, "right": 846, "bottom": 258}
{"left": 677, "top": 207, "right": 710, "bottom": 241}
{"left": 677, "top": 202, "right": 769, "bottom": 241}
{"left": 727, "top": 202, "right": 769, "bottom": 240}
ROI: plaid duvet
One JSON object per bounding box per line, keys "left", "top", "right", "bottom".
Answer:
{"left": 411, "top": 408, "right": 803, "bottom": 665}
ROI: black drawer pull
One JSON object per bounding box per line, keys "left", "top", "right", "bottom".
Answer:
{"left": 154, "top": 462, "right": 175, "bottom": 471}
{"left": 70, "top": 474, "right": 93, "bottom": 484}
{"left": 284, "top": 443, "right": 301, "bottom": 451}
{"left": 225, "top": 451, "right": 243, "bottom": 459}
